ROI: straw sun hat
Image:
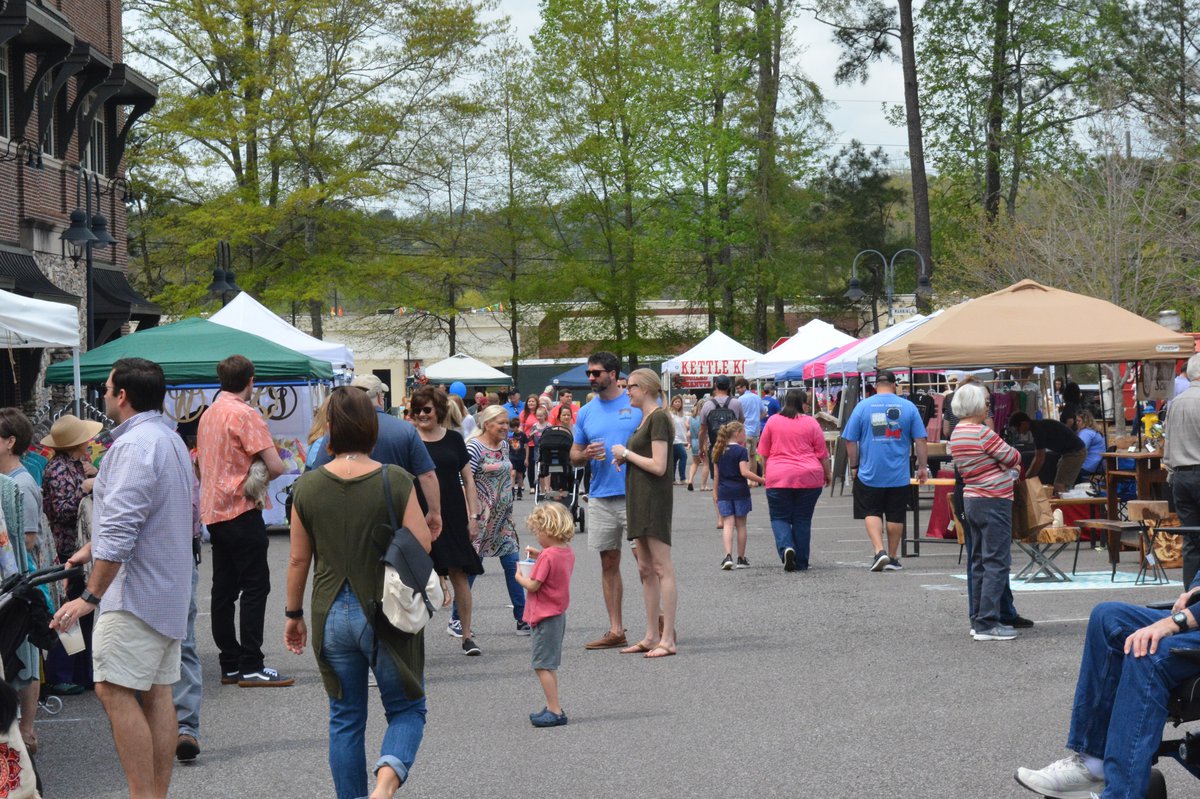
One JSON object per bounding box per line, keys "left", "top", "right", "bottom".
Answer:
{"left": 40, "top": 415, "right": 103, "bottom": 451}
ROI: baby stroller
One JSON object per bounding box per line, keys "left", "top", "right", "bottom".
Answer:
{"left": 534, "top": 427, "right": 585, "bottom": 533}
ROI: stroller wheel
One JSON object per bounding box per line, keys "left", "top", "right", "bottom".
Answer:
{"left": 39, "top": 696, "right": 62, "bottom": 716}
{"left": 1144, "top": 767, "right": 1166, "bottom": 799}
{"left": 577, "top": 505, "right": 586, "bottom": 534}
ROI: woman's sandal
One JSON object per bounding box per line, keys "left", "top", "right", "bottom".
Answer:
{"left": 620, "top": 641, "right": 653, "bottom": 654}
{"left": 644, "top": 644, "right": 676, "bottom": 659}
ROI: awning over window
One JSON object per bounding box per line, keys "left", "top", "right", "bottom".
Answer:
{"left": 0, "top": 246, "right": 78, "bottom": 303}
{"left": 93, "top": 267, "right": 160, "bottom": 321}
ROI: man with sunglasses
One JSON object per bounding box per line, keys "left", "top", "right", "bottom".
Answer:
{"left": 570, "top": 352, "right": 642, "bottom": 650}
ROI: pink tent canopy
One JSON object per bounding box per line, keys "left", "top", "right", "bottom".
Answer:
{"left": 802, "top": 340, "right": 861, "bottom": 380}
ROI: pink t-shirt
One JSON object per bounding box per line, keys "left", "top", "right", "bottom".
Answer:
{"left": 523, "top": 544, "right": 575, "bottom": 625}
{"left": 757, "top": 413, "right": 828, "bottom": 489}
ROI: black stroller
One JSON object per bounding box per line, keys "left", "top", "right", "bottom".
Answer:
{"left": 534, "top": 427, "right": 585, "bottom": 533}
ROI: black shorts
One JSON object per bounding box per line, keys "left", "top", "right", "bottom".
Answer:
{"left": 852, "top": 478, "right": 909, "bottom": 523}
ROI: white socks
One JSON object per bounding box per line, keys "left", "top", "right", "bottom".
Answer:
{"left": 1082, "top": 754, "right": 1105, "bottom": 779}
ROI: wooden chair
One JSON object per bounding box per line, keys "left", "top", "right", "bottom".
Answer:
{"left": 947, "top": 492, "right": 965, "bottom": 564}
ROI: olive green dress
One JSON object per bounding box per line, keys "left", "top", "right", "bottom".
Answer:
{"left": 625, "top": 407, "right": 675, "bottom": 544}
{"left": 291, "top": 464, "right": 425, "bottom": 701}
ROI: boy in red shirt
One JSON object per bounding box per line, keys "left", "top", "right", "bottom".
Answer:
{"left": 514, "top": 502, "right": 576, "bottom": 727}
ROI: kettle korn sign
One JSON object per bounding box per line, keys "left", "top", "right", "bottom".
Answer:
{"left": 676, "top": 358, "right": 749, "bottom": 377}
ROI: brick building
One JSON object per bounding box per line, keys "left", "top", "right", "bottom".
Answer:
{"left": 0, "top": 0, "right": 158, "bottom": 409}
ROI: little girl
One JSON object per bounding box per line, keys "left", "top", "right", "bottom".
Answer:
{"left": 513, "top": 502, "right": 576, "bottom": 728}
{"left": 508, "top": 417, "right": 529, "bottom": 500}
{"left": 713, "top": 421, "right": 764, "bottom": 570}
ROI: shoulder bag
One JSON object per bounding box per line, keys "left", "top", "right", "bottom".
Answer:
{"left": 379, "top": 467, "right": 442, "bottom": 634}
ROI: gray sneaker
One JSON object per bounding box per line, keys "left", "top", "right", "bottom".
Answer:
{"left": 1014, "top": 752, "right": 1103, "bottom": 798}
{"left": 973, "top": 624, "right": 1017, "bottom": 641}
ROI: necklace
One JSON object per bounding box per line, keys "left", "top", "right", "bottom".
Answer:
{"left": 341, "top": 454, "right": 359, "bottom": 461}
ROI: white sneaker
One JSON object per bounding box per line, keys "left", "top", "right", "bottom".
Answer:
{"left": 973, "top": 624, "right": 1018, "bottom": 641}
{"left": 1014, "top": 752, "right": 1104, "bottom": 799}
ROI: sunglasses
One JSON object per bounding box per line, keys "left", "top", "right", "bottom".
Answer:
{"left": 585, "top": 369, "right": 609, "bottom": 377}
{"left": 413, "top": 406, "right": 435, "bottom": 416}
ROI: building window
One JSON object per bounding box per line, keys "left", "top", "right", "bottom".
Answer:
{"left": 39, "top": 76, "right": 57, "bottom": 156}
{"left": 0, "top": 46, "right": 9, "bottom": 140}
{"left": 82, "top": 96, "right": 105, "bottom": 173}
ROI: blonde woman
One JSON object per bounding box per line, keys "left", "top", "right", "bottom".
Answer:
{"left": 686, "top": 401, "right": 708, "bottom": 491}
{"left": 668, "top": 395, "right": 689, "bottom": 485}
{"left": 305, "top": 396, "right": 332, "bottom": 467}
{"left": 611, "top": 369, "right": 677, "bottom": 658}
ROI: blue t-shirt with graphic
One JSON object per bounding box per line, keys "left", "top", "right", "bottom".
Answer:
{"left": 573, "top": 393, "right": 643, "bottom": 499}
{"left": 842, "top": 393, "right": 926, "bottom": 488}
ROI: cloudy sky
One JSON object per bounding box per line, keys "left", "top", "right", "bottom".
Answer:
{"left": 492, "top": 0, "right": 911, "bottom": 163}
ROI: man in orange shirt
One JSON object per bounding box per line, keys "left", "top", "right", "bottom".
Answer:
{"left": 551, "top": 390, "right": 578, "bottom": 425}
{"left": 196, "top": 355, "right": 290, "bottom": 687}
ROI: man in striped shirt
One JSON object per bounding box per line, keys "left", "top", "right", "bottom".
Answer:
{"left": 55, "top": 358, "right": 194, "bottom": 798}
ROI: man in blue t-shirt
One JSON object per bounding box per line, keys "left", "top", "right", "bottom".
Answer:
{"left": 735, "top": 377, "right": 764, "bottom": 468}
{"left": 503, "top": 389, "right": 522, "bottom": 420}
{"left": 762, "top": 384, "right": 781, "bottom": 419}
{"left": 310, "top": 375, "right": 441, "bottom": 537}
{"left": 841, "top": 371, "right": 928, "bottom": 572}
{"left": 570, "top": 351, "right": 642, "bottom": 651}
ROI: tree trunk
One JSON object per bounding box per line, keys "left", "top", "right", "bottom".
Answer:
{"left": 984, "top": 0, "right": 1010, "bottom": 222}
{"left": 308, "top": 299, "right": 323, "bottom": 340}
{"left": 897, "top": 0, "right": 934, "bottom": 308}
{"left": 750, "top": 0, "right": 782, "bottom": 351}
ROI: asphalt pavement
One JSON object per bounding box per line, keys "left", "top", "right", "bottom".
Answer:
{"left": 33, "top": 483, "right": 1191, "bottom": 798}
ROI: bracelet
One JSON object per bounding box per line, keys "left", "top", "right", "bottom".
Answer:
{"left": 284, "top": 608, "right": 304, "bottom": 620}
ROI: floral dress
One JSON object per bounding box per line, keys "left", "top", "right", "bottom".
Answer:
{"left": 466, "top": 437, "right": 517, "bottom": 558}
{"left": 42, "top": 454, "right": 86, "bottom": 560}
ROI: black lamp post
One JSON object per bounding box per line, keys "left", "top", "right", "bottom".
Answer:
{"left": 206, "top": 241, "right": 240, "bottom": 305}
{"left": 844, "top": 247, "right": 931, "bottom": 332}
{"left": 61, "top": 171, "right": 130, "bottom": 352}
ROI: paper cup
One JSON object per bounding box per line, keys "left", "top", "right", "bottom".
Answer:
{"left": 517, "top": 559, "right": 536, "bottom": 579}
{"left": 58, "top": 624, "right": 85, "bottom": 656}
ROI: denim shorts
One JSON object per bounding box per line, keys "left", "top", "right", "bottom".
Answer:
{"left": 531, "top": 613, "right": 566, "bottom": 670}
{"left": 717, "top": 498, "right": 752, "bottom": 518}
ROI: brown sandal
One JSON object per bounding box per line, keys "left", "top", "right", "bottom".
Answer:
{"left": 620, "top": 641, "right": 653, "bottom": 654}
{"left": 644, "top": 644, "right": 676, "bottom": 659}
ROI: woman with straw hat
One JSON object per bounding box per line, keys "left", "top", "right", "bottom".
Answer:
{"left": 40, "top": 414, "right": 103, "bottom": 697}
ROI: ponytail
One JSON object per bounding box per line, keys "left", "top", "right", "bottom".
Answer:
{"left": 711, "top": 420, "right": 743, "bottom": 464}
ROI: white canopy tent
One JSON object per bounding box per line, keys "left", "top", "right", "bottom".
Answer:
{"left": 423, "top": 353, "right": 513, "bottom": 385}
{"left": 824, "top": 313, "right": 936, "bottom": 376}
{"left": 661, "top": 331, "right": 763, "bottom": 383}
{"left": 0, "top": 289, "right": 82, "bottom": 410}
{"left": 210, "top": 291, "right": 354, "bottom": 371}
{"left": 744, "top": 320, "right": 855, "bottom": 380}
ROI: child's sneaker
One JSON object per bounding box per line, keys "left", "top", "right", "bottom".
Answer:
{"left": 720, "top": 554, "right": 733, "bottom": 570}
{"left": 529, "top": 707, "right": 568, "bottom": 727}
{"left": 516, "top": 621, "right": 531, "bottom": 636}
{"left": 446, "top": 619, "right": 463, "bottom": 638}
{"left": 736, "top": 556, "right": 750, "bottom": 569}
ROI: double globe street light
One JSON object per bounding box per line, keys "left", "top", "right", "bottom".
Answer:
{"left": 844, "top": 248, "right": 931, "bottom": 332}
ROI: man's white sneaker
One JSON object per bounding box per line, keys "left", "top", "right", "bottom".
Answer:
{"left": 1014, "top": 752, "right": 1104, "bottom": 799}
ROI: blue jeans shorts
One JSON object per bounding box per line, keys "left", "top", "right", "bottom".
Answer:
{"left": 717, "top": 498, "right": 752, "bottom": 518}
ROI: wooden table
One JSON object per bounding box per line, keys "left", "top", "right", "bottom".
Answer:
{"left": 1050, "top": 496, "right": 1109, "bottom": 536}
{"left": 1102, "top": 451, "right": 1167, "bottom": 521}
{"left": 903, "top": 477, "right": 958, "bottom": 557}
{"left": 1077, "top": 518, "right": 1169, "bottom": 585}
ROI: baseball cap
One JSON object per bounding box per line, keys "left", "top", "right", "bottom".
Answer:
{"left": 875, "top": 370, "right": 898, "bottom": 385}
{"left": 351, "top": 374, "right": 388, "bottom": 398}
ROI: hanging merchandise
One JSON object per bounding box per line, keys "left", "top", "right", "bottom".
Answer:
{"left": 1141, "top": 361, "right": 1175, "bottom": 402}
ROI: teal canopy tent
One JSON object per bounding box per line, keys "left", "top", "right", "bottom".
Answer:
{"left": 44, "top": 317, "right": 334, "bottom": 385}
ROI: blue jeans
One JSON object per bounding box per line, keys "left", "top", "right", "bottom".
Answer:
{"left": 1067, "top": 602, "right": 1200, "bottom": 798}
{"left": 963, "top": 497, "right": 1013, "bottom": 629}
{"left": 452, "top": 550, "right": 524, "bottom": 624}
{"left": 672, "top": 443, "right": 688, "bottom": 482}
{"left": 956, "top": 488, "right": 1018, "bottom": 624}
{"left": 765, "top": 488, "right": 822, "bottom": 568}
{"left": 173, "top": 562, "right": 202, "bottom": 738}
{"left": 324, "top": 584, "right": 426, "bottom": 799}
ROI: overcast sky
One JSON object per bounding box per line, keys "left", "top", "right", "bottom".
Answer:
{"left": 491, "top": 0, "right": 911, "bottom": 164}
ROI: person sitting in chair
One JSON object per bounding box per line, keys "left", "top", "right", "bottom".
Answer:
{"left": 1015, "top": 580, "right": 1200, "bottom": 798}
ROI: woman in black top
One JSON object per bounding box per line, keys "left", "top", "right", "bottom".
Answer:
{"left": 410, "top": 386, "right": 485, "bottom": 655}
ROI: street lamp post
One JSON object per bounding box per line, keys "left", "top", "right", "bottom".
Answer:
{"left": 844, "top": 247, "right": 931, "bottom": 332}
{"left": 206, "top": 241, "right": 241, "bottom": 306}
{"left": 60, "top": 171, "right": 117, "bottom": 350}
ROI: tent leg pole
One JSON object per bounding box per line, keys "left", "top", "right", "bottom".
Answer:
{"left": 73, "top": 347, "right": 81, "bottom": 417}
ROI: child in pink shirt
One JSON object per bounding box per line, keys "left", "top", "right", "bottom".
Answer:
{"left": 514, "top": 501, "right": 576, "bottom": 727}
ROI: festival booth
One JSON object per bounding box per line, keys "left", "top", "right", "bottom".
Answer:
{"left": 210, "top": 291, "right": 354, "bottom": 372}
{"left": 875, "top": 280, "right": 1196, "bottom": 565}
{"left": 801, "top": 339, "right": 861, "bottom": 380}
{"left": 744, "top": 320, "right": 855, "bottom": 380}
{"left": 0, "top": 289, "right": 82, "bottom": 409}
{"left": 423, "top": 353, "right": 513, "bottom": 386}
{"left": 661, "top": 330, "right": 763, "bottom": 391}
{"left": 45, "top": 317, "right": 334, "bottom": 526}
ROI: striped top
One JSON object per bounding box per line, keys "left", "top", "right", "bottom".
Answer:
{"left": 949, "top": 422, "right": 1022, "bottom": 500}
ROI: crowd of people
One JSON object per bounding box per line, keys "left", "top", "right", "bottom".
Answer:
{"left": 9, "top": 348, "right": 1200, "bottom": 799}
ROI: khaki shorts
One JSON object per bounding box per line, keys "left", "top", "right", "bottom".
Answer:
{"left": 93, "top": 611, "right": 181, "bottom": 691}
{"left": 1054, "top": 448, "right": 1088, "bottom": 489}
{"left": 587, "top": 496, "right": 627, "bottom": 552}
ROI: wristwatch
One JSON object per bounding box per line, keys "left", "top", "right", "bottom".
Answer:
{"left": 81, "top": 589, "right": 102, "bottom": 605}
{"left": 1173, "top": 610, "right": 1190, "bottom": 632}
{"left": 285, "top": 608, "right": 304, "bottom": 620}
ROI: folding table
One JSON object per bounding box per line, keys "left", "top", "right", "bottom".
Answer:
{"left": 902, "top": 477, "right": 958, "bottom": 557}
{"left": 1013, "top": 526, "right": 1080, "bottom": 583}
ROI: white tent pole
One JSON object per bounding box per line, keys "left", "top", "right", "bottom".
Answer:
{"left": 73, "top": 347, "right": 82, "bottom": 417}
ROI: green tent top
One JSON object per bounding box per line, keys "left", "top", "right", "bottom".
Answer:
{"left": 44, "top": 317, "right": 334, "bottom": 385}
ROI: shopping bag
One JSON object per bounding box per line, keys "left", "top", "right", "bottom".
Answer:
{"left": 1013, "top": 476, "right": 1053, "bottom": 538}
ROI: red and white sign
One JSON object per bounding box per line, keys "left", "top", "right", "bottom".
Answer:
{"left": 678, "top": 376, "right": 715, "bottom": 390}
{"left": 676, "top": 358, "right": 748, "bottom": 377}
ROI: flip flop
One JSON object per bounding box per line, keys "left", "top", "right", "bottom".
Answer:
{"left": 644, "top": 644, "right": 676, "bottom": 659}
{"left": 620, "top": 641, "right": 653, "bottom": 654}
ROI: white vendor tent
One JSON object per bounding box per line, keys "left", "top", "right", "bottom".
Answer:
{"left": 744, "top": 320, "right": 854, "bottom": 379}
{"left": 824, "top": 313, "right": 936, "bottom": 376}
{"left": 210, "top": 291, "right": 354, "bottom": 371}
{"left": 424, "top": 353, "right": 513, "bottom": 385}
{"left": 661, "top": 331, "right": 763, "bottom": 383}
{"left": 0, "top": 289, "right": 82, "bottom": 411}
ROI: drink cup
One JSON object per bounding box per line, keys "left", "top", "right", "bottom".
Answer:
{"left": 592, "top": 437, "right": 606, "bottom": 461}
{"left": 517, "top": 559, "right": 536, "bottom": 579}
{"left": 58, "top": 623, "right": 85, "bottom": 656}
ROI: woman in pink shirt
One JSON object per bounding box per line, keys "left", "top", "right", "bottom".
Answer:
{"left": 757, "top": 390, "right": 831, "bottom": 572}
